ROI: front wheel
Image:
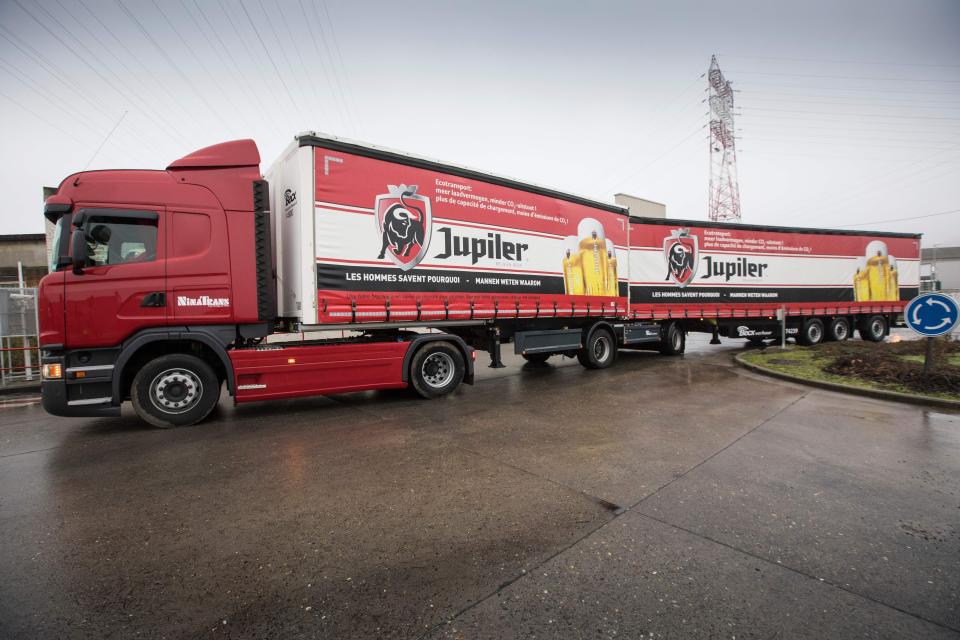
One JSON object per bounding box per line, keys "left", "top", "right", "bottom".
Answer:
{"left": 410, "top": 341, "right": 464, "bottom": 398}
{"left": 578, "top": 328, "right": 617, "bottom": 369}
{"left": 859, "top": 315, "right": 888, "bottom": 342}
{"left": 131, "top": 354, "right": 221, "bottom": 428}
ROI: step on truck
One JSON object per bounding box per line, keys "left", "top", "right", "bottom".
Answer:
{"left": 38, "top": 133, "right": 920, "bottom": 427}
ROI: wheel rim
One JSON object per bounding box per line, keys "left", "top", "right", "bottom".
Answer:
{"left": 835, "top": 322, "right": 848, "bottom": 340}
{"left": 421, "top": 352, "right": 455, "bottom": 388}
{"left": 871, "top": 319, "right": 884, "bottom": 338}
{"left": 809, "top": 325, "right": 822, "bottom": 343}
{"left": 593, "top": 335, "right": 610, "bottom": 362}
{"left": 149, "top": 368, "right": 203, "bottom": 415}
{"left": 672, "top": 330, "right": 682, "bottom": 350}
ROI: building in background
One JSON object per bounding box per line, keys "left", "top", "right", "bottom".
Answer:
{"left": 0, "top": 234, "right": 48, "bottom": 287}
{"left": 614, "top": 193, "right": 666, "bottom": 218}
{"left": 920, "top": 246, "right": 960, "bottom": 292}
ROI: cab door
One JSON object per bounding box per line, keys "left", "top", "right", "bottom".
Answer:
{"left": 63, "top": 207, "right": 166, "bottom": 348}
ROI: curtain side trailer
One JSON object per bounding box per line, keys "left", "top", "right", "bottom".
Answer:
{"left": 38, "top": 133, "right": 920, "bottom": 427}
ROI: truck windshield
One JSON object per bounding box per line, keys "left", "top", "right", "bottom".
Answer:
{"left": 48, "top": 216, "right": 68, "bottom": 272}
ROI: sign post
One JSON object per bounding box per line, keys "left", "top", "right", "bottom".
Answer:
{"left": 904, "top": 293, "right": 960, "bottom": 375}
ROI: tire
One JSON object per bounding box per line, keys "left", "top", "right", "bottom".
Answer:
{"left": 659, "top": 322, "right": 686, "bottom": 355}
{"left": 798, "top": 318, "right": 825, "bottom": 346}
{"left": 410, "top": 341, "right": 464, "bottom": 398}
{"left": 577, "top": 327, "right": 617, "bottom": 370}
{"left": 522, "top": 353, "right": 551, "bottom": 364}
{"left": 826, "top": 317, "right": 851, "bottom": 342}
{"left": 131, "top": 354, "right": 221, "bottom": 428}
{"left": 859, "top": 315, "right": 888, "bottom": 342}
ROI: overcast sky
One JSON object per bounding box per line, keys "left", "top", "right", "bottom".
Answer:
{"left": 1, "top": 0, "right": 958, "bottom": 245}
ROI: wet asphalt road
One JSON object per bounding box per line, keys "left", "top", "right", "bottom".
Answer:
{"left": 0, "top": 335, "right": 958, "bottom": 639}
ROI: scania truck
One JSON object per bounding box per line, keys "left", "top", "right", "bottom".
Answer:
{"left": 38, "top": 133, "right": 920, "bottom": 427}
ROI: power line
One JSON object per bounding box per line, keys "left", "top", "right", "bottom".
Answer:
{"left": 741, "top": 106, "right": 960, "bottom": 121}
{"left": 115, "top": 0, "right": 237, "bottom": 138}
{"left": 10, "top": 0, "right": 193, "bottom": 148}
{"left": 84, "top": 111, "right": 128, "bottom": 170}
{"left": 838, "top": 208, "right": 960, "bottom": 228}
{"left": 182, "top": 0, "right": 283, "bottom": 138}
{"left": 296, "top": 0, "right": 351, "bottom": 131}
{"left": 238, "top": 0, "right": 309, "bottom": 125}
{"left": 735, "top": 81, "right": 960, "bottom": 96}
{"left": 318, "top": 0, "right": 362, "bottom": 133}
{"left": 272, "top": 0, "right": 328, "bottom": 124}
{"left": 719, "top": 53, "right": 960, "bottom": 69}
{"left": 729, "top": 69, "right": 960, "bottom": 84}
{"left": 580, "top": 74, "right": 705, "bottom": 189}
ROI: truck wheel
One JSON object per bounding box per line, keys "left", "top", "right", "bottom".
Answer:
{"left": 410, "top": 341, "right": 464, "bottom": 398}
{"left": 659, "top": 322, "right": 685, "bottom": 355}
{"left": 578, "top": 328, "right": 617, "bottom": 369}
{"left": 522, "top": 353, "right": 551, "bottom": 364}
{"left": 859, "top": 315, "right": 887, "bottom": 342}
{"left": 131, "top": 354, "right": 221, "bottom": 428}
{"left": 826, "top": 317, "right": 851, "bottom": 342}
{"left": 798, "top": 318, "right": 825, "bottom": 346}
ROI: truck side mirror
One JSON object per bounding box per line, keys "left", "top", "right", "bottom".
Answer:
{"left": 71, "top": 224, "right": 87, "bottom": 275}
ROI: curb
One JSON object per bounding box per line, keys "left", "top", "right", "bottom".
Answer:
{"left": 733, "top": 352, "right": 960, "bottom": 411}
{"left": 0, "top": 383, "right": 40, "bottom": 397}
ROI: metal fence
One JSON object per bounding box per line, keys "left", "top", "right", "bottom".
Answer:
{"left": 0, "top": 287, "right": 39, "bottom": 387}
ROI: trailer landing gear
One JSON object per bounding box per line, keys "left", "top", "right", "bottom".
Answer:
{"left": 488, "top": 328, "right": 505, "bottom": 368}
{"left": 710, "top": 327, "right": 721, "bottom": 345}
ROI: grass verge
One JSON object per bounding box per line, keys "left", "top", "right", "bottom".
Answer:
{"left": 740, "top": 338, "right": 960, "bottom": 402}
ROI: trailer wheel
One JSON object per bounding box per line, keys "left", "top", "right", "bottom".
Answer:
{"left": 578, "top": 328, "right": 617, "bottom": 369}
{"left": 131, "top": 354, "right": 221, "bottom": 428}
{"left": 522, "top": 353, "right": 551, "bottom": 364}
{"left": 859, "top": 315, "right": 887, "bottom": 342}
{"left": 798, "top": 318, "right": 825, "bottom": 346}
{"left": 826, "top": 317, "right": 851, "bottom": 342}
{"left": 659, "top": 322, "right": 686, "bottom": 355}
{"left": 410, "top": 341, "right": 464, "bottom": 398}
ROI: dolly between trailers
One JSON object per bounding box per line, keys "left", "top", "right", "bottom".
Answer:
{"left": 38, "top": 134, "right": 917, "bottom": 427}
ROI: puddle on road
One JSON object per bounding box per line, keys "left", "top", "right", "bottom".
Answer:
{"left": 0, "top": 395, "right": 40, "bottom": 409}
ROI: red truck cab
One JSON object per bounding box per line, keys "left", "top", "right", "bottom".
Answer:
{"left": 39, "top": 140, "right": 276, "bottom": 423}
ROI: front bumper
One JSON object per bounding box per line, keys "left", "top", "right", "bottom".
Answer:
{"left": 40, "top": 352, "right": 120, "bottom": 418}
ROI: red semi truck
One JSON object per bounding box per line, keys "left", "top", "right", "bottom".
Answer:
{"left": 38, "top": 133, "right": 920, "bottom": 427}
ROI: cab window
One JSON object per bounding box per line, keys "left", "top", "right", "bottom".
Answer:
{"left": 82, "top": 215, "right": 158, "bottom": 267}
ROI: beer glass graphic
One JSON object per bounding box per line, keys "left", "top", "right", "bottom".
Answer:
{"left": 854, "top": 240, "right": 897, "bottom": 301}
{"left": 562, "top": 235, "right": 585, "bottom": 295}
{"left": 887, "top": 256, "right": 899, "bottom": 301}
{"left": 577, "top": 218, "right": 609, "bottom": 296}
{"left": 854, "top": 257, "right": 870, "bottom": 302}
{"left": 606, "top": 247, "right": 619, "bottom": 296}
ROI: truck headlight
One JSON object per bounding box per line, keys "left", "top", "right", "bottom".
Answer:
{"left": 42, "top": 363, "right": 63, "bottom": 379}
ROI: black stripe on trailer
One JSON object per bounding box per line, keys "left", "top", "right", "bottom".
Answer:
{"left": 629, "top": 215, "right": 921, "bottom": 239}
{"left": 297, "top": 134, "right": 628, "bottom": 217}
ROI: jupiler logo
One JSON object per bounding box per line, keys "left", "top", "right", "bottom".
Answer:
{"left": 375, "top": 184, "right": 431, "bottom": 271}
{"left": 663, "top": 228, "right": 698, "bottom": 287}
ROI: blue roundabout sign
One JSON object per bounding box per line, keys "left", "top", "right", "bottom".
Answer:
{"left": 904, "top": 293, "right": 960, "bottom": 337}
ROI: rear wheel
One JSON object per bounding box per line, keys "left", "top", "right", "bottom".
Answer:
{"left": 131, "top": 354, "right": 221, "bottom": 428}
{"left": 578, "top": 328, "right": 617, "bottom": 369}
{"left": 799, "top": 318, "right": 825, "bottom": 346}
{"left": 859, "top": 315, "right": 888, "bottom": 342}
{"left": 522, "top": 353, "right": 551, "bottom": 364}
{"left": 410, "top": 341, "right": 464, "bottom": 398}
{"left": 827, "top": 317, "right": 851, "bottom": 342}
{"left": 659, "top": 322, "right": 686, "bottom": 355}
